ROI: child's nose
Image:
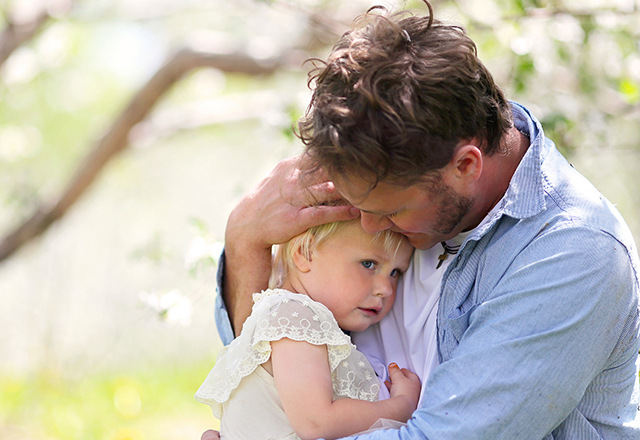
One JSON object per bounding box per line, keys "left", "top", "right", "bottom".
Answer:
{"left": 374, "top": 276, "right": 394, "bottom": 297}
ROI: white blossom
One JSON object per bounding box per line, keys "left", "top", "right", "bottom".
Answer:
{"left": 184, "top": 237, "right": 224, "bottom": 270}
{"left": 139, "top": 289, "right": 192, "bottom": 327}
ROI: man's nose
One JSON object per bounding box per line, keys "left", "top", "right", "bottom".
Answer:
{"left": 360, "top": 212, "right": 392, "bottom": 234}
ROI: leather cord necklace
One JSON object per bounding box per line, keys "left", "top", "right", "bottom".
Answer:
{"left": 436, "top": 242, "right": 461, "bottom": 269}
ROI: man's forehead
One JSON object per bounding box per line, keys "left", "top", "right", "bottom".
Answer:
{"left": 334, "top": 176, "right": 408, "bottom": 210}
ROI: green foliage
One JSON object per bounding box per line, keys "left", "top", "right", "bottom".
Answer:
{"left": 0, "top": 2, "right": 638, "bottom": 438}
{"left": 454, "top": 0, "right": 640, "bottom": 154}
{"left": 619, "top": 77, "right": 640, "bottom": 104}
{"left": 512, "top": 53, "right": 535, "bottom": 93}
{"left": 538, "top": 112, "right": 575, "bottom": 156}
{"left": 0, "top": 363, "right": 217, "bottom": 440}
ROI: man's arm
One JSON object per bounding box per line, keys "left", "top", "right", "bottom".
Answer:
{"left": 222, "top": 224, "right": 272, "bottom": 336}
{"left": 221, "top": 156, "right": 360, "bottom": 335}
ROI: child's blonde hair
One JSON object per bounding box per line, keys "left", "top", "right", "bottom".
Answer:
{"left": 269, "top": 219, "right": 409, "bottom": 289}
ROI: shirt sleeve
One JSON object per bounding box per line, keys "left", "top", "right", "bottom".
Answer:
{"left": 339, "top": 226, "right": 640, "bottom": 440}
{"left": 214, "top": 250, "right": 236, "bottom": 346}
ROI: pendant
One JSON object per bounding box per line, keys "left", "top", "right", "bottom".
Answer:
{"left": 435, "top": 241, "right": 461, "bottom": 269}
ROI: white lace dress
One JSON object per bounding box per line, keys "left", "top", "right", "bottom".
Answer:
{"left": 195, "top": 288, "right": 381, "bottom": 440}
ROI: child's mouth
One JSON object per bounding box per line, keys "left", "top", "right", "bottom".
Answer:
{"left": 359, "top": 307, "right": 380, "bottom": 316}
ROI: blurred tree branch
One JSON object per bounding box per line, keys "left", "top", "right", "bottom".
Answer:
{"left": 0, "top": 0, "right": 638, "bottom": 264}
{"left": 0, "top": 11, "right": 51, "bottom": 67}
{"left": 0, "top": 47, "right": 288, "bottom": 263}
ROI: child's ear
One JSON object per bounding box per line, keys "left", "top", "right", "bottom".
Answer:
{"left": 292, "top": 245, "right": 312, "bottom": 273}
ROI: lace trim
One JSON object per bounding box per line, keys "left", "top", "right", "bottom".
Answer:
{"left": 195, "top": 289, "right": 380, "bottom": 418}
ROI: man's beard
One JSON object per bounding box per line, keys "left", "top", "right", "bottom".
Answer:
{"left": 431, "top": 181, "right": 473, "bottom": 236}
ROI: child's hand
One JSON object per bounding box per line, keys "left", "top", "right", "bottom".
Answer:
{"left": 384, "top": 363, "right": 421, "bottom": 421}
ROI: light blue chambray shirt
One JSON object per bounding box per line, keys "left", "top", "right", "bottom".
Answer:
{"left": 214, "top": 103, "right": 640, "bottom": 439}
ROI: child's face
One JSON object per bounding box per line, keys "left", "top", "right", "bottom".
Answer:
{"left": 295, "top": 222, "right": 413, "bottom": 332}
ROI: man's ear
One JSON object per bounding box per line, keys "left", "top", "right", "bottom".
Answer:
{"left": 292, "top": 244, "right": 312, "bottom": 273}
{"left": 449, "top": 142, "right": 483, "bottom": 184}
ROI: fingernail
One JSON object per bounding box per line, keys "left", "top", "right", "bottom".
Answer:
{"left": 349, "top": 207, "right": 361, "bottom": 217}
{"left": 389, "top": 363, "right": 398, "bottom": 369}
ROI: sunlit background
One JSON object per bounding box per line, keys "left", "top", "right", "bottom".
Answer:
{"left": 0, "top": 0, "right": 638, "bottom": 439}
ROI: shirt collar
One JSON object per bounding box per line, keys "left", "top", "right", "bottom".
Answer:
{"left": 470, "top": 102, "right": 548, "bottom": 240}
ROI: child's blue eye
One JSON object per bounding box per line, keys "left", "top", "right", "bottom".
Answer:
{"left": 361, "top": 261, "right": 375, "bottom": 269}
{"left": 390, "top": 268, "right": 399, "bottom": 277}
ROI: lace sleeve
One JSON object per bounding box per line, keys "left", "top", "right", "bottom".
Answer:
{"left": 195, "top": 289, "right": 379, "bottom": 418}
{"left": 252, "top": 290, "right": 353, "bottom": 370}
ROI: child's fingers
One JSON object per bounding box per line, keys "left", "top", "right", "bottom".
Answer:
{"left": 400, "top": 367, "right": 420, "bottom": 381}
{"left": 385, "top": 363, "right": 398, "bottom": 389}
{"left": 388, "top": 363, "right": 420, "bottom": 383}
{"left": 388, "top": 362, "right": 403, "bottom": 381}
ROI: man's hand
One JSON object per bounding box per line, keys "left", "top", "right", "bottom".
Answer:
{"left": 223, "top": 155, "right": 360, "bottom": 334}
{"left": 226, "top": 155, "right": 358, "bottom": 250}
{"left": 201, "top": 429, "right": 220, "bottom": 440}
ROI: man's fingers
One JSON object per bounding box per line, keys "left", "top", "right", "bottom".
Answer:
{"left": 300, "top": 181, "right": 343, "bottom": 206}
{"left": 300, "top": 204, "right": 360, "bottom": 228}
{"left": 281, "top": 177, "right": 341, "bottom": 207}
{"left": 272, "top": 156, "right": 345, "bottom": 208}
{"left": 201, "top": 429, "right": 221, "bottom": 440}
{"left": 277, "top": 157, "right": 338, "bottom": 206}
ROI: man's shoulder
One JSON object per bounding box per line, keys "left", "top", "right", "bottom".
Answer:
{"left": 539, "top": 147, "right": 636, "bottom": 251}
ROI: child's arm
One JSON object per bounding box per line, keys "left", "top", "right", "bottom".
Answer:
{"left": 271, "top": 338, "right": 420, "bottom": 440}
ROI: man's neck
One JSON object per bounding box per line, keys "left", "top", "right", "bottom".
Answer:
{"left": 466, "top": 127, "right": 530, "bottom": 229}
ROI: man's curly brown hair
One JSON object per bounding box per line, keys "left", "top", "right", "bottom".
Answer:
{"left": 298, "top": 1, "right": 512, "bottom": 188}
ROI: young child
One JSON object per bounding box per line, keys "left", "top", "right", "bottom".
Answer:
{"left": 195, "top": 219, "right": 419, "bottom": 440}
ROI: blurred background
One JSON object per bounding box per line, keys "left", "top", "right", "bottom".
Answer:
{"left": 0, "top": 0, "right": 638, "bottom": 438}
